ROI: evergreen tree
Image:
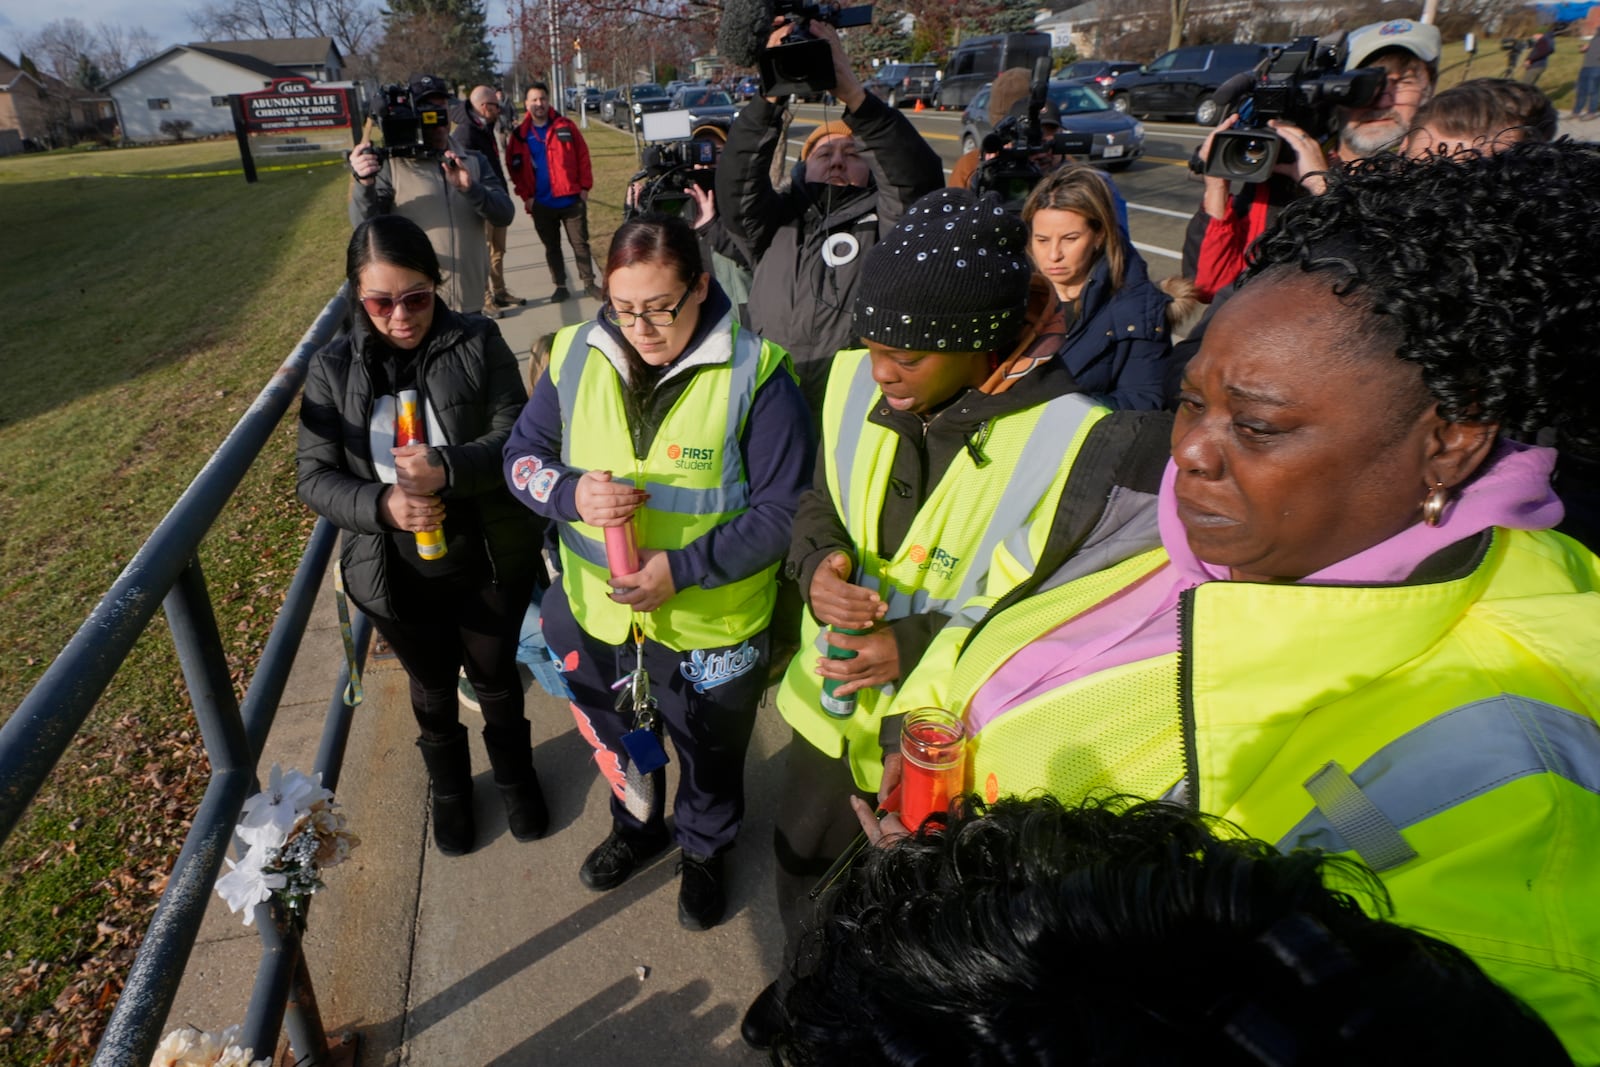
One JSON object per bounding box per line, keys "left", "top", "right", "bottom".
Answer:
{"left": 962, "top": 0, "right": 1041, "bottom": 37}
{"left": 382, "top": 0, "right": 497, "bottom": 87}
{"left": 74, "top": 54, "right": 107, "bottom": 92}
{"left": 845, "top": 7, "right": 915, "bottom": 64}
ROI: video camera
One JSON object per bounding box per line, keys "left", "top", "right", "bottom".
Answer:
{"left": 371, "top": 83, "right": 450, "bottom": 161}
{"left": 630, "top": 139, "right": 719, "bottom": 220}
{"left": 761, "top": 2, "right": 874, "bottom": 98}
{"left": 973, "top": 60, "right": 1087, "bottom": 212}
{"left": 717, "top": 0, "right": 873, "bottom": 100}
{"left": 627, "top": 110, "right": 719, "bottom": 222}
{"left": 1204, "top": 36, "right": 1386, "bottom": 184}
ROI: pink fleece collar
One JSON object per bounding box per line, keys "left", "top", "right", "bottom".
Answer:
{"left": 1159, "top": 440, "right": 1563, "bottom": 586}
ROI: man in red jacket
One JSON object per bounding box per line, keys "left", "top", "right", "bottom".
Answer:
{"left": 506, "top": 82, "right": 601, "bottom": 303}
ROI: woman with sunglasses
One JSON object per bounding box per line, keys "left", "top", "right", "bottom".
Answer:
{"left": 502, "top": 212, "right": 809, "bottom": 930}
{"left": 298, "top": 214, "right": 547, "bottom": 857}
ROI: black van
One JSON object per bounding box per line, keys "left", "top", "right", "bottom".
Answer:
{"left": 936, "top": 31, "right": 1053, "bottom": 110}
{"left": 1102, "top": 43, "right": 1274, "bottom": 125}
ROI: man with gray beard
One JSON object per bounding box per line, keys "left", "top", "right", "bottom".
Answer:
{"left": 1185, "top": 19, "right": 1440, "bottom": 301}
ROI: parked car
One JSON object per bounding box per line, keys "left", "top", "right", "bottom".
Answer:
{"left": 1102, "top": 42, "right": 1274, "bottom": 125}
{"left": 733, "top": 75, "right": 760, "bottom": 101}
{"left": 960, "top": 79, "right": 1145, "bottom": 171}
{"left": 672, "top": 87, "right": 739, "bottom": 129}
{"left": 600, "top": 88, "right": 622, "bottom": 123}
{"left": 863, "top": 61, "right": 940, "bottom": 107}
{"left": 1056, "top": 59, "right": 1142, "bottom": 91}
{"left": 936, "top": 31, "right": 1053, "bottom": 110}
{"left": 621, "top": 83, "right": 671, "bottom": 129}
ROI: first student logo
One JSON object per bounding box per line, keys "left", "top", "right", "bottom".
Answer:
{"left": 665, "top": 443, "right": 715, "bottom": 470}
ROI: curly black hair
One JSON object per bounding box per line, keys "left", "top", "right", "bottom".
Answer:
{"left": 1245, "top": 140, "right": 1600, "bottom": 452}
{"left": 779, "top": 795, "right": 1570, "bottom": 1066}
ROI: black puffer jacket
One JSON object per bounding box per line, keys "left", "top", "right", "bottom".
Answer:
{"left": 297, "top": 303, "right": 540, "bottom": 619}
{"left": 717, "top": 92, "right": 945, "bottom": 413}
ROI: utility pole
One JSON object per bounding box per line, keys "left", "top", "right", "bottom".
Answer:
{"left": 547, "top": 0, "right": 563, "bottom": 109}
{"left": 1420, "top": 0, "right": 1438, "bottom": 24}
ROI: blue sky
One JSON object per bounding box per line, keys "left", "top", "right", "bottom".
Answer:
{"left": 1, "top": 0, "right": 194, "bottom": 63}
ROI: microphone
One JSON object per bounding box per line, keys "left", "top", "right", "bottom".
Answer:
{"left": 717, "top": 0, "right": 777, "bottom": 71}
{"left": 1211, "top": 70, "right": 1257, "bottom": 115}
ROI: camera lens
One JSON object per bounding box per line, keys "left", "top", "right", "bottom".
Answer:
{"left": 1239, "top": 138, "right": 1270, "bottom": 167}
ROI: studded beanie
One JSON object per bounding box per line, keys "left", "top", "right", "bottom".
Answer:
{"left": 853, "top": 188, "right": 1032, "bottom": 353}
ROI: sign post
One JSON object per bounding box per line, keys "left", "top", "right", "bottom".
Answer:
{"left": 229, "top": 77, "right": 360, "bottom": 184}
{"left": 573, "top": 42, "right": 588, "bottom": 130}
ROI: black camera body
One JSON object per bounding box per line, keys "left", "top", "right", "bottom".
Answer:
{"left": 628, "top": 139, "right": 719, "bottom": 221}
{"left": 372, "top": 83, "right": 450, "bottom": 161}
{"left": 974, "top": 117, "right": 1084, "bottom": 212}
{"left": 1204, "top": 36, "right": 1385, "bottom": 184}
{"left": 759, "top": 1, "right": 874, "bottom": 98}
{"left": 973, "top": 59, "right": 1085, "bottom": 212}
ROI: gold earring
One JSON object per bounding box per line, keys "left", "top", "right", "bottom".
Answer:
{"left": 1422, "top": 482, "right": 1451, "bottom": 527}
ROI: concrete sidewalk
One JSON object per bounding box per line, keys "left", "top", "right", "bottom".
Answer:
{"left": 167, "top": 208, "right": 785, "bottom": 1066}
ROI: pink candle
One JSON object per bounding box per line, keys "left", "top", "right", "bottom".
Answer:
{"left": 605, "top": 521, "right": 640, "bottom": 578}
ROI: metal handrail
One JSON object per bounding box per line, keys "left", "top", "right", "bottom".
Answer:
{"left": 0, "top": 286, "right": 359, "bottom": 1066}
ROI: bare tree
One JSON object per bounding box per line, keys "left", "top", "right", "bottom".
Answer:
{"left": 95, "top": 22, "right": 162, "bottom": 77}
{"left": 22, "top": 19, "right": 101, "bottom": 82}
{"left": 188, "top": 0, "right": 380, "bottom": 55}
{"left": 1168, "top": 0, "right": 1190, "bottom": 50}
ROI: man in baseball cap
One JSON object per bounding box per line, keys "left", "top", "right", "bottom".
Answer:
{"left": 1340, "top": 19, "right": 1443, "bottom": 158}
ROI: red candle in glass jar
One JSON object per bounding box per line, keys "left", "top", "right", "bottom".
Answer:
{"left": 899, "top": 708, "right": 966, "bottom": 829}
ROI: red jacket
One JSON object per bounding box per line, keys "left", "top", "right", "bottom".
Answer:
{"left": 505, "top": 112, "right": 592, "bottom": 209}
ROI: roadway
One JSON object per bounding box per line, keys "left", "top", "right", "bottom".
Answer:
{"left": 786, "top": 102, "right": 1208, "bottom": 278}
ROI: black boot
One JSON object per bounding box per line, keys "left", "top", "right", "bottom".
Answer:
{"left": 677, "top": 849, "right": 727, "bottom": 931}
{"left": 416, "top": 726, "right": 476, "bottom": 856}
{"left": 482, "top": 720, "right": 549, "bottom": 841}
{"left": 741, "top": 981, "right": 786, "bottom": 1050}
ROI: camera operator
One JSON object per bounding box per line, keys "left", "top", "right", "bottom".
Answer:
{"left": 717, "top": 19, "right": 945, "bottom": 422}
{"left": 948, "top": 69, "right": 1070, "bottom": 191}
{"left": 630, "top": 125, "right": 756, "bottom": 325}
{"left": 349, "top": 73, "right": 515, "bottom": 316}
{"left": 1183, "top": 20, "right": 1440, "bottom": 302}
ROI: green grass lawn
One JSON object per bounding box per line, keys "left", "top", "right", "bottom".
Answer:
{"left": 0, "top": 130, "right": 644, "bottom": 1065}
{"left": 1435, "top": 36, "right": 1589, "bottom": 109}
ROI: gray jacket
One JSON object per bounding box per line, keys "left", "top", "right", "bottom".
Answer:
{"left": 348, "top": 133, "right": 514, "bottom": 313}
{"left": 717, "top": 93, "right": 945, "bottom": 415}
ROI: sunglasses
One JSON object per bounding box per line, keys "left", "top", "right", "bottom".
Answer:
{"left": 359, "top": 287, "right": 434, "bottom": 318}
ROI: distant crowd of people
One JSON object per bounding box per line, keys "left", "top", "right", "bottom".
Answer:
{"left": 310, "top": 19, "right": 1600, "bottom": 1061}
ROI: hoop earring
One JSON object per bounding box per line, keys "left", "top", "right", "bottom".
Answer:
{"left": 1422, "top": 482, "right": 1451, "bottom": 527}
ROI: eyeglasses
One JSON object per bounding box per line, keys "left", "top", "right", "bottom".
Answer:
{"left": 359, "top": 287, "right": 433, "bottom": 318}
{"left": 603, "top": 287, "right": 692, "bottom": 329}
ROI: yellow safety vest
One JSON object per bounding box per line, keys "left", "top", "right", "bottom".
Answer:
{"left": 906, "top": 528, "right": 1600, "bottom": 1061}
{"left": 776, "top": 347, "right": 1107, "bottom": 790}
{"left": 549, "top": 320, "right": 792, "bottom": 650}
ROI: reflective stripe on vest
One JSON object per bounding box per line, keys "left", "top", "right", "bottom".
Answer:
{"left": 1279, "top": 694, "right": 1600, "bottom": 871}
{"left": 831, "top": 354, "right": 881, "bottom": 531}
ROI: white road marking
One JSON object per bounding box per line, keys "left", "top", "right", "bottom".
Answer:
{"left": 1125, "top": 202, "right": 1193, "bottom": 219}
{"left": 1133, "top": 240, "right": 1183, "bottom": 260}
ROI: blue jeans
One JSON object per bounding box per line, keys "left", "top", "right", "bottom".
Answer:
{"left": 1577, "top": 66, "right": 1600, "bottom": 115}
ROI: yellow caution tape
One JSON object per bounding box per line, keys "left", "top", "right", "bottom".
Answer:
{"left": 55, "top": 157, "right": 347, "bottom": 179}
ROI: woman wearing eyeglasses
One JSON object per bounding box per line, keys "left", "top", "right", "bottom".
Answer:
{"left": 502, "top": 212, "right": 809, "bottom": 930}
{"left": 298, "top": 214, "right": 548, "bottom": 858}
